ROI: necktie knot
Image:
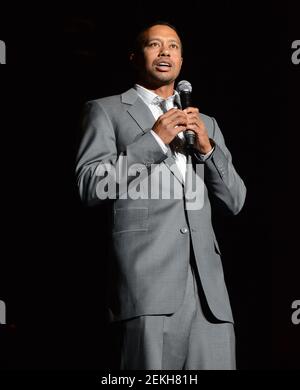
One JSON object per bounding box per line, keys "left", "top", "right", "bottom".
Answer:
{"left": 152, "top": 97, "right": 168, "bottom": 112}
{"left": 159, "top": 99, "right": 168, "bottom": 113}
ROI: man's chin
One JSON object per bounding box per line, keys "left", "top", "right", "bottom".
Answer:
{"left": 152, "top": 74, "right": 175, "bottom": 86}
{"left": 139, "top": 73, "right": 177, "bottom": 89}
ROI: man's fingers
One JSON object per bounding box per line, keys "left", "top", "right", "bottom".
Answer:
{"left": 187, "top": 114, "right": 200, "bottom": 122}
{"left": 174, "top": 125, "right": 187, "bottom": 132}
{"left": 183, "top": 107, "right": 199, "bottom": 114}
{"left": 164, "top": 112, "right": 188, "bottom": 127}
{"left": 184, "top": 124, "right": 197, "bottom": 131}
{"left": 171, "top": 112, "right": 188, "bottom": 123}
{"left": 160, "top": 107, "right": 179, "bottom": 118}
{"left": 161, "top": 108, "right": 187, "bottom": 120}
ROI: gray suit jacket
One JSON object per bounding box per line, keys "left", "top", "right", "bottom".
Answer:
{"left": 75, "top": 88, "right": 246, "bottom": 323}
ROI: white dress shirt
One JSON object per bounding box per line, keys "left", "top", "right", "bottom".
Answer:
{"left": 134, "top": 84, "right": 214, "bottom": 183}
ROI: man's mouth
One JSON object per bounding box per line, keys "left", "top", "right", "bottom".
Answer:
{"left": 155, "top": 61, "right": 172, "bottom": 71}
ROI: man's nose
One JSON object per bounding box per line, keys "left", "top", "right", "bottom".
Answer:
{"left": 159, "top": 45, "right": 170, "bottom": 56}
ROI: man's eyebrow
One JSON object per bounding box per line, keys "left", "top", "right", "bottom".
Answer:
{"left": 146, "top": 37, "right": 181, "bottom": 44}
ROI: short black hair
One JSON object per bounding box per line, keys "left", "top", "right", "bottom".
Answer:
{"left": 132, "top": 20, "right": 183, "bottom": 55}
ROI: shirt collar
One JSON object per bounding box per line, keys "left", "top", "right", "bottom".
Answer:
{"left": 134, "top": 84, "right": 182, "bottom": 108}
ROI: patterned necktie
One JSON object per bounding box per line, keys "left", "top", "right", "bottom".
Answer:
{"left": 159, "top": 99, "right": 186, "bottom": 155}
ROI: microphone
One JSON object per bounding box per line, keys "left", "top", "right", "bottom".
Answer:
{"left": 176, "top": 80, "right": 195, "bottom": 148}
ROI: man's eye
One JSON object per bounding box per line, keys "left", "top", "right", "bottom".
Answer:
{"left": 149, "top": 42, "right": 159, "bottom": 47}
{"left": 170, "top": 44, "right": 179, "bottom": 49}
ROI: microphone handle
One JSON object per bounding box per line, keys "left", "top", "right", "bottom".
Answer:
{"left": 184, "top": 130, "right": 196, "bottom": 147}
{"left": 180, "top": 91, "right": 192, "bottom": 108}
{"left": 180, "top": 91, "right": 195, "bottom": 148}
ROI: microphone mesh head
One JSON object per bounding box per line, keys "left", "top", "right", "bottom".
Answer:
{"left": 176, "top": 80, "right": 192, "bottom": 93}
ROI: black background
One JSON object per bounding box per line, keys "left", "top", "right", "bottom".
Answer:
{"left": 0, "top": 1, "right": 299, "bottom": 371}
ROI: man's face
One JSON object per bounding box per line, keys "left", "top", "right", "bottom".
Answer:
{"left": 134, "top": 25, "right": 183, "bottom": 87}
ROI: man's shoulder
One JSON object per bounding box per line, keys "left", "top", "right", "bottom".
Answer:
{"left": 86, "top": 88, "right": 137, "bottom": 109}
{"left": 86, "top": 94, "right": 122, "bottom": 108}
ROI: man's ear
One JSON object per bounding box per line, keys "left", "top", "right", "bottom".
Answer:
{"left": 129, "top": 52, "right": 140, "bottom": 70}
{"left": 129, "top": 52, "right": 135, "bottom": 62}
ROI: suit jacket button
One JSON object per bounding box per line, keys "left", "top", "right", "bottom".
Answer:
{"left": 180, "top": 227, "right": 189, "bottom": 234}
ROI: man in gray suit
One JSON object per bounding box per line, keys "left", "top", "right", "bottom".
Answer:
{"left": 75, "top": 22, "right": 246, "bottom": 370}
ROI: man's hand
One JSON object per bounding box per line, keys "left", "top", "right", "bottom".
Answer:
{"left": 152, "top": 108, "right": 188, "bottom": 145}
{"left": 183, "top": 107, "right": 213, "bottom": 154}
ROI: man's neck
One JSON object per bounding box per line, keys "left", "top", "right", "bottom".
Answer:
{"left": 136, "top": 81, "right": 175, "bottom": 99}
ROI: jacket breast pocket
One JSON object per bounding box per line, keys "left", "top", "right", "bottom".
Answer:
{"left": 113, "top": 207, "right": 149, "bottom": 234}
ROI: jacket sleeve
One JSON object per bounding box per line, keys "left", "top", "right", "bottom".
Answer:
{"left": 75, "top": 101, "right": 167, "bottom": 206}
{"left": 193, "top": 117, "right": 247, "bottom": 215}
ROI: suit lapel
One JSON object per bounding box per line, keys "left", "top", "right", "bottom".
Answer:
{"left": 121, "top": 88, "right": 184, "bottom": 187}
{"left": 163, "top": 149, "right": 185, "bottom": 186}
{"left": 122, "top": 88, "right": 154, "bottom": 133}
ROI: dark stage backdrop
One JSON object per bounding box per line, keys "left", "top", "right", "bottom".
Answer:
{"left": 0, "top": 1, "right": 298, "bottom": 371}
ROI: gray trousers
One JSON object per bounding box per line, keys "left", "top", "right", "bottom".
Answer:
{"left": 111, "top": 262, "right": 236, "bottom": 370}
